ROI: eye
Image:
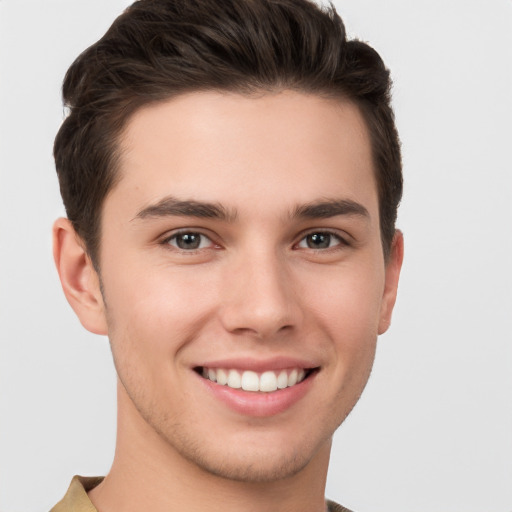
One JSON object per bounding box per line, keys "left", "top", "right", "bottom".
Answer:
{"left": 296, "top": 232, "right": 345, "bottom": 250}
{"left": 165, "top": 232, "right": 214, "bottom": 250}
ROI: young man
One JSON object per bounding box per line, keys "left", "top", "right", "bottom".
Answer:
{"left": 51, "top": 0, "right": 403, "bottom": 511}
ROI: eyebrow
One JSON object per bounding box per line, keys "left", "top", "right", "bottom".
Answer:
{"left": 292, "top": 199, "right": 370, "bottom": 220}
{"left": 133, "top": 196, "right": 237, "bottom": 222}
{"left": 133, "top": 196, "right": 369, "bottom": 223}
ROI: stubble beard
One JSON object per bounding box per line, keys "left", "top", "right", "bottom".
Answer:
{"left": 127, "top": 387, "right": 326, "bottom": 484}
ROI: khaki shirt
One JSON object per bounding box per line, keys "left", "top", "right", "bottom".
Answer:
{"left": 50, "top": 475, "right": 353, "bottom": 512}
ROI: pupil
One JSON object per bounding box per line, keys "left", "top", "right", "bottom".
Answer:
{"left": 177, "top": 233, "right": 200, "bottom": 249}
{"left": 308, "top": 233, "right": 330, "bottom": 249}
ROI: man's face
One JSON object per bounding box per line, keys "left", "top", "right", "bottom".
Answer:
{"left": 95, "top": 91, "right": 400, "bottom": 482}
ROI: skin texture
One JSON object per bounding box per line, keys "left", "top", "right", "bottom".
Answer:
{"left": 53, "top": 90, "right": 403, "bottom": 512}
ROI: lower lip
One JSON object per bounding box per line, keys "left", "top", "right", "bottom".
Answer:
{"left": 197, "top": 371, "right": 317, "bottom": 418}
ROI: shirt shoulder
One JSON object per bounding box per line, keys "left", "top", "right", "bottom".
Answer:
{"left": 49, "top": 476, "right": 103, "bottom": 512}
{"left": 50, "top": 477, "right": 352, "bottom": 512}
{"left": 326, "top": 499, "right": 354, "bottom": 512}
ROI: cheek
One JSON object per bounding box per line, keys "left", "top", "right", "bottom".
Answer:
{"left": 103, "top": 263, "right": 220, "bottom": 359}
{"left": 299, "top": 266, "right": 382, "bottom": 427}
{"left": 303, "top": 262, "right": 385, "bottom": 341}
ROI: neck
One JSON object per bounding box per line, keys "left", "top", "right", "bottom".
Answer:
{"left": 89, "top": 381, "right": 331, "bottom": 512}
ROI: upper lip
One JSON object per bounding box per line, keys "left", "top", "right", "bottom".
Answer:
{"left": 194, "top": 356, "right": 320, "bottom": 372}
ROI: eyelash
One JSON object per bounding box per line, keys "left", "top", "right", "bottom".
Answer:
{"left": 160, "top": 229, "right": 349, "bottom": 253}
{"left": 294, "top": 230, "right": 349, "bottom": 251}
{"left": 161, "top": 230, "right": 218, "bottom": 252}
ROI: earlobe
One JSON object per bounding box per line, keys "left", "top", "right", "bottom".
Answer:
{"left": 378, "top": 230, "right": 404, "bottom": 335}
{"left": 53, "top": 218, "right": 108, "bottom": 335}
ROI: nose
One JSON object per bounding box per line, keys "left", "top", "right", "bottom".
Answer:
{"left": 219, "top": 249, "right": 302, "bottom": 340}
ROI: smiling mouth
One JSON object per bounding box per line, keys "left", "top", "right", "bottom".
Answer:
{"left": 195, "top": 367, "right": 318, "bottom": 393}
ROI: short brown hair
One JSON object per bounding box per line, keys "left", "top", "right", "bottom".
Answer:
{"left": 54, "top": 0, "right": 402, "bottom": 265}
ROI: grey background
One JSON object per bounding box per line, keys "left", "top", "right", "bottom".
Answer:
{"left": 1, "top": 1, "right": 511, "bottom": 511}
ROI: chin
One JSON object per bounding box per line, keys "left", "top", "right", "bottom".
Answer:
{"left": 156, "top": 416, "right": 334, "bottom": 484}
{"left": 177, "top": 439, "right": 319, "bottom": 483}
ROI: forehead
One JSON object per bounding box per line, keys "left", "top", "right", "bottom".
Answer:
{"left": 112, "top": 90, "right": 377, "bottom": 220}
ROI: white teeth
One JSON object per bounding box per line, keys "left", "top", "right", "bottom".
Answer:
{"left": 259, "top": 371, "right": 278, "bottom": 392}
{"left": 241, "top": 371, "right": 259, "bottom": 391}
{"left": 216, "top": 368, "right": 228, "bottom": 385}
{"left": 227, "top": 369, "right": 242, "bottom": 389}
{"left": 277, "top": 370, "right": 288, "bottom": 389}
{"left": 202, "top": 367, "right": 309, "bottom": 392}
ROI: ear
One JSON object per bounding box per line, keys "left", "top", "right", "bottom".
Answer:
{"left": 53, "top": 218, "right": 108, "bottom": 335}
{"left": 378, "top": 230, "right": 404, "bottom": 335}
